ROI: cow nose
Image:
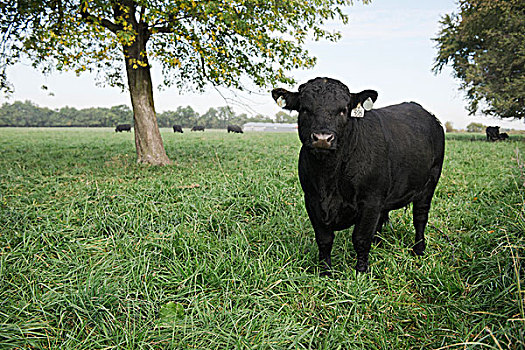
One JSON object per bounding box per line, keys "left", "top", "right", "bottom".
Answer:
{"left": 311, "top": 133, "right": 335, "bottom": 149}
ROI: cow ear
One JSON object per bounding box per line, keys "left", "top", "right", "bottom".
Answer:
{"left": 350, "top": 90, "right": 378, "bottom": 111}
{"left": 271, "top": 88, "right": 300, "bottom": 111}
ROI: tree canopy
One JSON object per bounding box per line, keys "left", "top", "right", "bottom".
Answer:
{"left": 1, "top": 0, "right": 361, "bottom": 92}
{"left": 433, "top": 0, "right": 525, "bottom": 119}
{"left": 1, "top": 0, "right": 367, "bottom": 164}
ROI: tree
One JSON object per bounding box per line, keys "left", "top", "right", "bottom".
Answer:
{"left": 200, "top": 107, "right": 219, "bottom": 128}
{"left": 0, "top": 100, "right": 41, "bottom": 126}
{"left": 109, "top": 105, "right": 133, "bottom": 124}
{"left": 466, "top": 122, "right": 484, "bottom": 133}
{"left": 1, "top": 0, "right": 368, "bottom": 165}
{"left": 176, "top": 106, "right": 200, "bottom": 127}
{"left": 433, "top": 0, "right": 525, "bottom": 120}
{"left": 444, "top": 121, "right": 456, "bottom": 133}
{"left": 275, "top": 111, "right": 296, "bottom": 123}
{"left": 215, "top": 106, "right": 235, "bottom": 128}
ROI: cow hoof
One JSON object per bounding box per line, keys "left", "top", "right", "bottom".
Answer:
{"left": 372, "top": 235, "right": 383, "bottom": 246}
{"left": 319, "top": 269, "right": 332, "bottom": 277}
{"left": 355, "top": 260, "right": 368, "bottom": 273}
{"left": 411, "top": 246, "right": 425, "bottom": 256}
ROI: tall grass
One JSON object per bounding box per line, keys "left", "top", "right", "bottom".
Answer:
{"left": 0, "top": 128, "right": 523, "bottom": 349}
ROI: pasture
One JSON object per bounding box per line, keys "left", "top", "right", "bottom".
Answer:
{"left": 0, "top": 128, "right": 524, "bottom": 349}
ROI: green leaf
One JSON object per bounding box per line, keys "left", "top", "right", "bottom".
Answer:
{"left": 158, "top": 301, "right": 185, "bottom": 325}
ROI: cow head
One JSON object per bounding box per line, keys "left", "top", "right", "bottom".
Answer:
{"left": 272, "top": 77, "right": 378, "bottom": 152}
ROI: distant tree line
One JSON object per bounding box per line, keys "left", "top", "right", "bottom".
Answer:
{"left": 444, "top": 120, "right": 525, "bottom": 134}
{"left": 0, "top": 101, "right": 296, "bottom": 128}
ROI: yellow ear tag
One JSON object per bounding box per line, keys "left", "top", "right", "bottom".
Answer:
{"left": 351, "top": 103, "right": 364, "bottom": 118}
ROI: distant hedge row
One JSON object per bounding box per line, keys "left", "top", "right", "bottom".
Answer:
{"left": 445, "top": 132, "right": 525, "bottom": 141}
{"left": 0, "top": 100, "right": 295, "bottom": 128}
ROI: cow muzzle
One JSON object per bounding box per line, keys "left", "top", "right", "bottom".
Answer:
{"left": 311, "top": 133, "right": 335, "bottom": 149}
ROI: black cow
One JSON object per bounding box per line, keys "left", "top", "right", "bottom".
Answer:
{"left": 499, "top": 132, "right": 509, "bottom": 140}
{"left": 115, "top": 124, "right": 132, "bottom": 132}
{"left": 191, "top": 125, "right": 205, "bottom": 132}
{"left": 486, "top": 126, "right": 500, "bottom": 141}
{"left": 272, "top": 77, "right": 445, "bottom": 274}
{"left": 227, "top": 125, "right": 243, "bottom": 133}
{"left": 173, "top": 125, "right": 183, "bottom": 133}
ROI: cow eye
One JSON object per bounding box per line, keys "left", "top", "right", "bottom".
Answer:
{"left": 339, "top": 107, "right": 348, "bottom": 116}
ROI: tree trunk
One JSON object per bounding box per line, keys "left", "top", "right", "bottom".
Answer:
{"left": 123, "top": 37, "right": 170, "bottom": 166}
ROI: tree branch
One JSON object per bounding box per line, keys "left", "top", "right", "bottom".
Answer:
{"left": 79, "top": 2, "right": 121, "bottom": 33}
{"left": 200, "top": 56, "right": 207, "bottom": 79}
{"left": 139, "top": 6, "right": 146, "bottom": 24}
{"left": 150, "top": 26, "right": 175, "bottom": 34}
{"left": 149, "top": 12, "right": 204, "bottom": 33}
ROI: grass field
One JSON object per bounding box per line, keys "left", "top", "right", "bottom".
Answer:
{"left": 1, "top": 128, "right": 524, "bottom": 349}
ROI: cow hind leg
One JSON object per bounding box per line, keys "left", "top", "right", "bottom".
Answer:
{"left": 412, "top": 200, "right": 430, "bottom": 256}
{"left": 412, "top": 182, "right": 439, "bottom": 256}
{"left": 373, "top": 211, "right": 389, "bottom": 246}
{"left": 413, "top": 162, "right": 442, "bottom": 255}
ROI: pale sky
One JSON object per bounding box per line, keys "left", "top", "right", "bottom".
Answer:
{"left": 2, "top": 0, "right": 524, "bottom": 130}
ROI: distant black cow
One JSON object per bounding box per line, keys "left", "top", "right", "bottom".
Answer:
{"left": 173, "top": 125, "right": 183, "bottom": 133}
{"left": 227, "top": 125, "right": 243, "bottom": 133}
{"left": 486, "top": 126, "right": 500, "bottom": 141}
{"left": 115, "top": 124, "right": 132, "bottom": 132}
{"left": 272, "top": 77, "right": 445, "bottom": 275}
{"left": 499, "top": 132, "right": 509, "bottom": 140}
{"left": 191, "top": 125, "right": 205, "bottom": 132}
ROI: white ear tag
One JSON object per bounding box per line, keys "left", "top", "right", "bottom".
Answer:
{"left": 351, "top": 103, "right": 364, "bottom": 118}
{"left": 276, "top": 96, "right": 287, "bottom": 108}
{"left": 363, "top": 97, "right": 374, "bottom": 111}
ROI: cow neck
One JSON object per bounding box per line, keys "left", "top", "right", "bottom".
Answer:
{"left": 304, "top": 147, "right": 343, "bottom": 190}
{"left": 301, "top": 149, "right": 345, "bottom": 226}
{"left": 344, "top": 117, "right": 363, "bottom": 157}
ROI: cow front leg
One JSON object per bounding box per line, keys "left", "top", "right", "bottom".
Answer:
{"left": 313, "top": 226, "right": 335, "bottom": 276}
{"left": 352, "top": 207, "right": 381, "bottom": 273}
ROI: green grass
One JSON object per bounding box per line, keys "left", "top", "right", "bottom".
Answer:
{"left": 1, "top": 127, "right": 524, "bottom": 349}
